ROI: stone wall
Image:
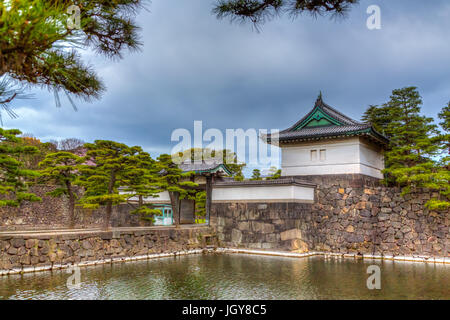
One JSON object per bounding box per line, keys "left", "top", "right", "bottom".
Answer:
{"left": 0, "top": 186, "right": 152, "bottom": 231}
{"left": 211, "top": 174, "right": 449, "bottom": 257}
{"left": 211, "top": 202, "right": 313, "bottom": 251}
{"left": 0, "top": 226, "right": 213, "bottom": 272}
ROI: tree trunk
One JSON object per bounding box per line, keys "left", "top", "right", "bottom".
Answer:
{"left": 64, "top": 180, "right": 76, "bottom": 228}
{"left": 104, "top": 172, "right": 116, "bottom": 230}
{"left": 205, "top": 175, "right": 213, "bottom": 225}
{"left": 67, "top": 187, "right": 75, "bottom": 229}
{"left": 104, "top": 201, "right": 112, "bottom": 230}
{"left": 169, "top": 191, "right": 180, "bottom": 227}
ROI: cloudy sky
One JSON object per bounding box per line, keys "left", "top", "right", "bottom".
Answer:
{"left": 5, "top": 0, "right": 450, "bottom": 175}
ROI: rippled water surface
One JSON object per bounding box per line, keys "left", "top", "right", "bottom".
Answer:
{"left": 0, "top": 254, "right": 448, "bottom": 300}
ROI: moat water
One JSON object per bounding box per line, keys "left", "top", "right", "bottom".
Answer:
{"left": 0, "top": 254, "right": 448, "bottom": 300}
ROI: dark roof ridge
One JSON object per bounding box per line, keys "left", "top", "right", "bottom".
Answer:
{"left": 213, "top": 177, "right": 316, "bottom": 188}
{"left": 320, "top": 100, "right": 363, "bottom": 126}
{"left": 282, "top": 96, "right": 363, "bottom": 133}
{"left": 179, "top": 161, "right": 232, "bottom": 176}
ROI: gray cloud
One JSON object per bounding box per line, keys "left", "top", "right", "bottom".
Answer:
{"left": 5, "top": 0, "right": 450, "bottom": 168}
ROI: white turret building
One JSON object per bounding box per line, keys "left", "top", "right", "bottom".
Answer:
{"left": 266, "top": 94, "right": 389, "bottom": 179}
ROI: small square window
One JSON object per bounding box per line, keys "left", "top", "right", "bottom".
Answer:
{"left": 320, "top": 149, "right": 326, "bottom": 161}
{"left": 310, "top": 150, "right": 317, "bottom": 161}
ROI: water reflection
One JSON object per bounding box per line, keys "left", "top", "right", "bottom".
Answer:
{"left": 0, "top": 254, "right": 448, "bottom": 300}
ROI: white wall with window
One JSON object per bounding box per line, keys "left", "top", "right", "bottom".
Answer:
{"left": 281, "top": 137, "right": 384, "bottom": 178}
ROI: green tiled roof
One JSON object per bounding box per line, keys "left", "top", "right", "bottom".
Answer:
{"left": 179, "top": 161, "right": 232, "bottom": 176}
{"left": 266, "top": 94, "right": 389, "bottom": 146}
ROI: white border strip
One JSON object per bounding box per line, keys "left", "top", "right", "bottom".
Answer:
{"left": 0, "top": 249, "right": 207, "bottom": 276}
{"left": 1, "top": 248, "right": 447, "bottom": 276}
{"left": 216, "top": 248, "right": 449, "bottom": 265}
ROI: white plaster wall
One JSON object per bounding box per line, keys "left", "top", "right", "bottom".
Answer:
{"left": 359, "top": 141, "right": 384, "bottom": 178}
{"left": 122, "top": 191, "right": 172, "bottom": 204}
{"left": 212, "top": 185, "right": 314, "bottom": 203}
{"left": 281, "top": 137, "right": 384, "bottom": 178}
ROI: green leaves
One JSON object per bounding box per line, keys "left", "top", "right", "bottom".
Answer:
{"left": 175, "top": 148, "right": 245, "bottom": 179}
{"left": 266, "top": 166, "right": 281, "bottom": 180}
{"left": 367, "top": 87, "right": 449, "bottom": 211}
{"left": 76, "top": 140, "right": 167, "bottom": 225}
{"left": 39, "top": 151, "right": 84, "bottom": 196}
{"left": 251, "top": 168, "right": 262, "bottom": 180}
{"left": 213, "top": 0, "right": 358, "bottom": 27}
{"left": 77, "top": 140, "right": 139, "bottom": 206}
{"left": 0, "top": 0, "right": 144, "bottom": 111}
{"left": 0, "top": 127, "right": 41, "bottom": 207}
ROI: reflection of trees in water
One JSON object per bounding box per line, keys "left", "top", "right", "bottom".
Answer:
{"left": 0, "top": 255, "right": 448, "bottom": 300}
{"left": 301, "top": 258, "right": 449, "bottom": 300}
{"left": 157, "top": 255, "right": 219, "bottom": 299}
{"left": 0, "top": 269, "right": 73, "bottom": 299}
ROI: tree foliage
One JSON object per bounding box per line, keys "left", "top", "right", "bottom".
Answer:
{"left": 154, "top": 154, "right": 198, "bottom": 226}
{"left": 213, "top": 0, "right": 359, "bottom": 27}
{"left": 0, "top": 76, "right": 32, "bottom": 124}
{"left": 39, "top": 151, "right": 84, "bottom": 226}
{"left": 438, "top": 102, "right": 450, "bottom": 157}
{"left": 174, "top": 148, "right": 245, "bottom": 178}
{"left": 266, "top": 166, "right": 282, "bottom": 180}
{"left": 13, "top": 134, "right": 57, "bottom": 170}
{"left": 438, "top": 102, "right": 450, "bottom": 132}
{"left": 361, "top": 104, "right": 391, "bottom": 137}
{"left": 195, "top": 191, "right": 207, "bottom": 220}
{"left": 121, "top": 150, "right": 162, "bottom": 221}
{"left": 77, "top": 140, "right": 147, "bottom": 229}
{"left": 251, "top": 168, "right": 262, "bottom": 180}
{"left": 364, "top": 87, "right": 449, "bottom": 210}
{"left": 0, "top": 127, "right": 41, "bottom": 207}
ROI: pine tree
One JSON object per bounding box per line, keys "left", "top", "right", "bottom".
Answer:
{"left": 425, "top": 102, "right": 450, "bottom": 210}
{"left": 213, "top": 0, "right": 358, "bottom": 27}
{"left": 195, "top": 191, "right": 207, "bottom": 223}
{"left": 176, "top": 148, "right": 245, "bottom": 179}
{"left": 16, "top": 135, "right": 57, "bottom": 170}
{"left": 234, "top": 171, "right": 245, "bottom": 181}
{"left": 266, "top": 166, "right": 282, "bottom": 180}
{"left": 121, "top": 150, "right": 162, "bottom": 222}
{"left": 77, "top": 140, "right": 145, "bottom": 229}
{"left": 439, "top": 102, "right": 450, "bottom": 132}
{"left": 438, "top": 102, "right": 450, "bottom": 155}
{"left": 251, "top": 168, "right": 262, "bottom": 180}
{"left": 39, "top": 152, "right": 84, "bottom": 227}
{"left": 154, "top": 154, "right": 198, "bottom": 227}
{"left": 0, "top": 128, "right": 41, "bottom": 207}
{"left": 0, "top": 0, "right": 144, "bottom": 110}
{"left": 361, "top": 104, "right": 391, "bottom": 137}
{"left": 382, "top": 87, "right": 447, "bottom": 209}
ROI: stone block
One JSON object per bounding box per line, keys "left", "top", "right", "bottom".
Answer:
{"left": 231, "top": 229, "right": 242, "bottom": 244}
{"left": 11, "top": 238, "right": 25, "bottom": 248}
{"left": 345, "top": 225, "right": 354, "bottom": 233}
{"left": 291, "top": 239, "right": 308, "bottom": 253}
{"left": 238, "top": 221, "right": 250, "bottom": 231}
{"left": 280, "top": 229, "right": 302, "bottom": 241}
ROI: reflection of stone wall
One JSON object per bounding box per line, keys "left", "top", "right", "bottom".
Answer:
{"left": 211, "top": 175, "right": 449, "bottom": 257}
{"left": 0, "top": 226, "right": 212, "bottom": 272}
{"left": 0, "top": 186, "right": 152, "bottom": 231}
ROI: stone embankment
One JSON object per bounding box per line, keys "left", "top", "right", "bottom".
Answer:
{"left": 0, "top": 226, "right": 214, "bottom": 275}
{"left": 211, "top": 175, "right": 449, "bottom": 258}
